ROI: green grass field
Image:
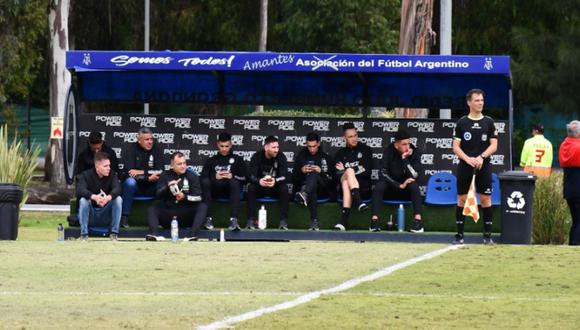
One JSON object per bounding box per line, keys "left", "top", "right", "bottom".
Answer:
{"left": 1, "top": 212, "right": 579, "bottom": 329}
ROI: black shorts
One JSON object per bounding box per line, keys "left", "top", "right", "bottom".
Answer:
{"left": 456, "top": 161, "right": 493, "bottom": 195}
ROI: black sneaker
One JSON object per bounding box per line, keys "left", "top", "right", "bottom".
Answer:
{"left": 357, "top": 202, "right": 369, "bottom": 212}
{"left": 309, "top": 219, "right": 320, "bottom": 231}
{"left": 333, "top": 223, "right": 346, "bottom": 231}
{"left": 204, "top": 217, "right": 214, "bottom": 230}
{"left": 121, "top": 215, "right": 130, "bottom": 229}
{"left": 229, "top": 218, "right": 241, "bottom": 231}
{"left": 245, "top": 219, "right": 256, "bottom": 230}
{"left": 183, "top": 236, "right": 198, "bottom": 242}
{"left": 279, "top": 219, "right": 289, "bottom": 230}
{"left": 295, "top": 191, "right": 308, "bottom": 207}
{"left": 369, "top": 219, "right": 381, "bottom": 232}
{"left": 452, "top": 234, "right": 464, "bottom": 245}
{"left": 483, "top": 236, "right": 495, "bottom": 245}
{"left": 410, "top": 220, "right": 424, "bottom": 233}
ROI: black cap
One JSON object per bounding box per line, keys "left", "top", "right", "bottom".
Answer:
{"left": 533, "top": 123, "right": 545, "bottom": 133}
{"left": 88, "top": 131, "right": 103, "bottom": 144}
{"left": 394, "top": 129, "right": 411, "bottom": 141}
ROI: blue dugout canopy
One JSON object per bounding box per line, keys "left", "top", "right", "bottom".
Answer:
{"left": 63, "top": 51, "right": 513, "bottom": 184}
{"left": 66, "top": 51, "right": 511, "bottom": 109}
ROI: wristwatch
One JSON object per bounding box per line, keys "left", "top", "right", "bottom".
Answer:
{"left": 479, "top": 153, "right": 487, "bottom": 159}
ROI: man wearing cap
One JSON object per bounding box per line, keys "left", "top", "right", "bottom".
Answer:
{"left": 520, "top": 123, "right": 553, "bottom": 177}
{"left": 74, "top": 131, "right": 120, "bottom": 178}
{"left": 370, "top": 129, "right": 424, "bottom": 233}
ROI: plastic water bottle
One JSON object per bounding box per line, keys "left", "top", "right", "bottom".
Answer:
{"left": 258, "top": 205, "right": 267, "bottom": 230}
{"left": 386, "top": 214, "right": 394, "bottom": 231}
{"left": 171, "top": 216, "right": 179, "bottom": 242}
{"left": 219, "top": 228, "right": 225, "bottom": 242}
{"left": 57, "top": 223, "right": 64, "bottom": 241}
{"left": 397, "top": 204, "right": 405, "bottom": 232}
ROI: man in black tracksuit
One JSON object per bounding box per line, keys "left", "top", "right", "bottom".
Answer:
{"left": 121, "top": 127, "right": 164, "bottom": 228}
{"left": 74, "top": 131, "right": 120, "bottom": 178}
{"left": 371, "top": 129, "right": 424, "bottom": 233}
{"left": 293, "top": 132, "right": 335, "bottom": 231}
{"left": 146, "top": 152, "right": 207, "bottom": 241}
{"left": 247, "top": 136, "right": 290, "bottom": 230}
{"left": 201, "top": 132, "right": 249, "bottom": 231}
{"left": 333, "top": 123, "right": 373, "bottom": 231}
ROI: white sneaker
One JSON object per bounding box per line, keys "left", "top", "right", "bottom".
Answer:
{"left": 333, "top": 223, "right": 346, "bottom": 231}
{"left": 145, "top": 234, "right": 165, "bottom": 241}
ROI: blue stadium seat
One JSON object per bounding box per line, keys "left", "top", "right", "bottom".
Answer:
{"left": 491, "top": 173, "right": 501, "bottom": 206}
{"left": 425, "top": 172, "right": 457, "bottom": 205}
{"left": 257, "top": 197, "right": 279, "bottom": 203}
{"left": 215, "top": 190, "right": 245, "bottom": 203}
{"left": 133, "top": 196, "right": 155, "bottom": 201}
{"left": 383, "top": 199, "right": 412, "bottom": 205}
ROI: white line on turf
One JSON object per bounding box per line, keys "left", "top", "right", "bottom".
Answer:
{"left": 197, "top": 244, "right": 462, "bottom": 330}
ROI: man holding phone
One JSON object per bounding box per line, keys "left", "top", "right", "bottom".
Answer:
{"left": 293, "top": 132, "right": 335, "bottom": 230}
{"left": 201, "top": 132, "right": 248, "bottom": 231}
{"left": 247, "top": 136, "right": 290, "bottom": 230}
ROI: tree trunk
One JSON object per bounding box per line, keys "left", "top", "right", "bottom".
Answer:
{"left": 255, "top": 0, "right": 268, "bottom": 114}
{"left": 397, "top": 0, "right": 435, "bottom": 119}
{"left": 48, "top": 0, "right": 71, "bottom": 188}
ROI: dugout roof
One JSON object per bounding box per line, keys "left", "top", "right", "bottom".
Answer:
{"left": 66, "top": 51, "right": 511, "bottom": 109}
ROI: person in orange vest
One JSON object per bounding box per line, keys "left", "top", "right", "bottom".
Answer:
{"left": 520, "top": 123, "right": 553, "bottom": 177}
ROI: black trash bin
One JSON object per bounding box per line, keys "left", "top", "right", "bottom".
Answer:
{"left": 498, "top": 171, "right": 537, "bottom": 244}
{"left": 0, "top": 183, "right": 24, "bottom": 240}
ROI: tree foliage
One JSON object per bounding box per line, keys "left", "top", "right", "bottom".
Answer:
{"left": 0, "top": 0, "right": 46, "bottom": 104}
{"left": 453, "top": 0, "right": 580, "bottom": 114}
{"left": 270, "top": 0, "right": 400, "bottom": 53}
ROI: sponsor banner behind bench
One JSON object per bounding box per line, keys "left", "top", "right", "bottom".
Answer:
{"left": 80, "top": 115, "right": 511, "bottom": 195}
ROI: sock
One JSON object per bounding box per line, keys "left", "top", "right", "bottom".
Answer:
{"left": 482, "top": 207, "right": 493, "bottom": 237}
{"left": 351, "top": 188, "right": 361, "bottom": 206}
{"left": 341, "top": 207, "right": 351, "bottom": 227}
{"left": 455, "top": 206, "right": 465, "bottom": 237}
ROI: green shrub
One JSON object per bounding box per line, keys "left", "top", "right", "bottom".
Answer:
{"left": 532, "top": 172, "right": 570, "bottom": 244}
{"left": 0, "top": 125, "right": 41, "bottom": 210}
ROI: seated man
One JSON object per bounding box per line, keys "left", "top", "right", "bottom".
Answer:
{"left": 76, "top": 152, "right": 122, "bottom": 241}
{"left": 201, "top": 132, "right": 248, "bottom": 231}
{"left": 121, "top": 127, "right": 163, "bottom": 228}
{"left": 247, "top": 136, "right": 290, "bottom": 230}
{"left": 74, "top": 131, "right": 120, "bottom": 179}
{"left": 146, "top": 152, "right": 207, "bottom": 241}
{"left": 293, "top": 132, "right": 335, "bottom": 231}
{"left": 370, "top": 129, "right": 424, "bottom": 233}
{"left": 333, "top": 122, "right": 372, "bottom": 231}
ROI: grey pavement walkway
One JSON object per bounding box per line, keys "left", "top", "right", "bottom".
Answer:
{"left": 22, "top": 204, "right": 69, "bottom": 212}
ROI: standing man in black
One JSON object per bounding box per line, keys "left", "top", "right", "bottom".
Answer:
{"left": 201, "top": 132, "right": 248, "bottom": 231}
{"left": 74, "top": 131, "right": 120, "bottom": 178}
{"left": 333, "top": 123, "right": 372, "bottom": 231}
{"left": 370, "top": 129, "right": 424, "bottom": 232}
{"left": 247, "top": 136, "right": 290, "bottom": 230}
{"left": 121, "top": 127, "right": 163, "bottom": 228}
{"left": 452, "top": 88, "right": 498, "bottom": 245}
{"left": 293, "top": 132, "right": 335, "bottom": 231}
{"left": 146, "top": 152, "right": 207, "bottom": 241}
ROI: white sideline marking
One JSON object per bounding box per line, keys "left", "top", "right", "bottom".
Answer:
{"left": 197, "top": 244, "right": 462, "bottom": 330}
